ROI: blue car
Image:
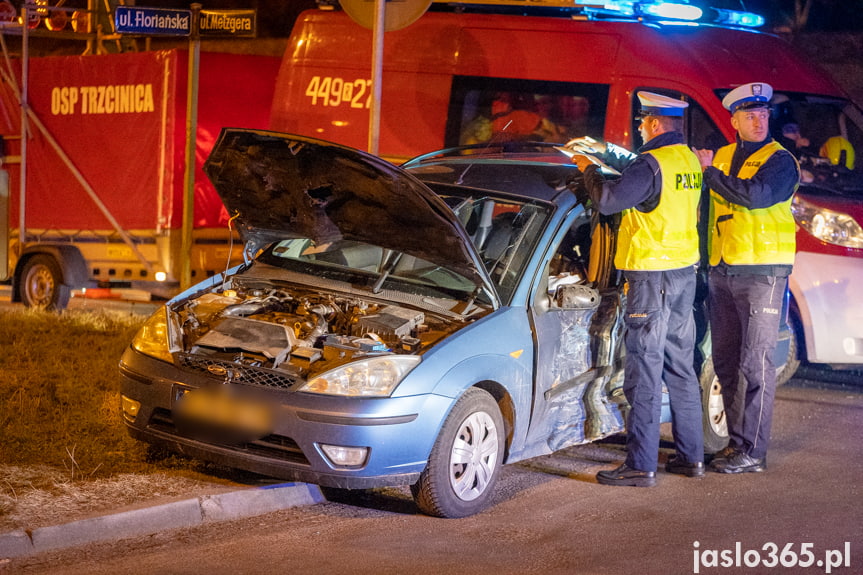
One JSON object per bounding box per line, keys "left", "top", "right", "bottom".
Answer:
{"left": 119, "top": 129, "right": 762, "bottom": 517}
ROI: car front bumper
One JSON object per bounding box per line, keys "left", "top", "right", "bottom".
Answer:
{"left": 119, "top": 347, "right": 453, "bottom": 489}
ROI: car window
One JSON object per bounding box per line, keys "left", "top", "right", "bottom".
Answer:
{"left": 445, "top": 76, "right": 610, "bottom": 147}
{"left": 548, "top": 211, "right": 592, "bottom": 283}
{"left": 439, "top": 192, "right": 550, "bottom": 303}
{"left": 544, "top": 207, "right": 621, "bottom": 300}
{"left": 688, "top": 99, "right": 726, "bottom": 151}
{"left": 761, "top": 91, "right": 863, "bottom": 170}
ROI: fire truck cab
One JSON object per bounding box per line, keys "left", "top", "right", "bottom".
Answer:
{"left": 272, "top": 0, "right": 863, "bottom": 375}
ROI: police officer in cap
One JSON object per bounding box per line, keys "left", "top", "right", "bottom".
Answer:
{"left": 693, "top": 82, "right": 800, "bottom": 474}
{"left": 566, "top": 91, "right": 705, "bottom": 487}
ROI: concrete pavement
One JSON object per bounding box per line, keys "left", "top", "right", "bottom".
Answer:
{"left": 0, "top": 482, "right": 324, "bottom": 559}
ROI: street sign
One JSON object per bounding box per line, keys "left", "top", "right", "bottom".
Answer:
{"left": 114, "top": 6, "right": 191, "bottom": 36}
{"left": 199, "top": 9, "right": 256, "bottom": 37}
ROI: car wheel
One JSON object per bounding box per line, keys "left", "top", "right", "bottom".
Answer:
{"left": 411, "top": 387, "right": 505, "bottom": 518}
{"left": 20, "top": 255, "right": 71, "bottom": 311}
{"left": 699, "top": 358, "right": 729, "bottom": 454}
{"left": 776, "top": 309, "right": 802, "bottom": 386}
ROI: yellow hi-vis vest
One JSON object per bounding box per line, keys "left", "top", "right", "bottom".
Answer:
{"left": 615, "top": 144, "right": 702, "bottom": 271}
{"left": 708, "top": 142, "right": 798, "bottom": 267}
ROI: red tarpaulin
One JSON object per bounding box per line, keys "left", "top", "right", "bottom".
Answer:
{"left": 0, "top": 49, "right": 280, "bottom": 231}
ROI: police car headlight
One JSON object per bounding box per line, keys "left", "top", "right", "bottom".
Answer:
{"left": 301, "top": 355, "right": 421, "bottom": 397}
{"left": 131, "top": 307, "right": 173, "bottom": 364}
{"left": 792, "top": 195, "right": 863, "bottom": 249}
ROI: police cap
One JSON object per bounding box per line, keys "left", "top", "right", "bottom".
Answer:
{"left": 722, "top": 82, "right": 773, "bottom": 113}
{"left": 637, "top": 91, "right": 688, "bottom": 117}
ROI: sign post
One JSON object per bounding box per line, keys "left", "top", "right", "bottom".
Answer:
{"left": 340, "top": 0, "right": 432, "bottom": 155}
{"left": 180, "top": 3, "right": 201, "bottom": 293}
{"left": 115, "top": 4, "right": 256, "bottom": 291}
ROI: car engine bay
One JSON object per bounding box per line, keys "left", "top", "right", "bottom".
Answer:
{"left": 171, "top": 278, "right": 464, "bottom": 384}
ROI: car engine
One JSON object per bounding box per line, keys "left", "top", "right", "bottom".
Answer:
{"left": 172, "top": 279, "right": 459, "bottom": 384}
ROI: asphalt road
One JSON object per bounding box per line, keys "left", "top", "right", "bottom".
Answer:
{"left": 5, "top": 370, "right": 861, "bottom": 575}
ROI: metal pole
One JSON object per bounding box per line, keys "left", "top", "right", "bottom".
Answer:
{"left": 368, "top": 0, "right": 385, "bottom": 155}
{"left": 18, "top": 4, "right": 28, "bottom": 256}
{"left": 180, "top": 3, "right": 201, "bottom": 291}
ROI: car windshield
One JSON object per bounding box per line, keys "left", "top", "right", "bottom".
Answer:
{"left": 255, "top": 194, "right": 551, "bottom": 305}
{"left": 257, "top": 238, "right": 480, "bottom": 299}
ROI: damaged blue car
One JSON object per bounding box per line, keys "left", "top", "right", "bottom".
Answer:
{"left": 119, "top": 129, "right": 705, "bottom": 518}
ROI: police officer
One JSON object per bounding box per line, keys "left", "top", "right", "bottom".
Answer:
{"left": 570, "top": 91, "right": 705, "bottom": 487}
{"left": 693, "top": 82, "right": 800, "bottom": 474}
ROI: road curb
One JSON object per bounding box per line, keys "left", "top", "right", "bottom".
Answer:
{"left": 0, "top": 482, "right": 324, "bottom": 559}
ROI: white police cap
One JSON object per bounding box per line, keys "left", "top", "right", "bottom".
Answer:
{"left": 637, "top": 91, "right": 689, "bottom": 117}
{"left": 722, "top": 82, "right": 773, "bottom": 113}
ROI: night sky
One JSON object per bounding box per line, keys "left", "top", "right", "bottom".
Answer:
{"left": 742, "top": 0, "right": 863, "bottom": 32}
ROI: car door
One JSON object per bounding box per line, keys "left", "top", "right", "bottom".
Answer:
{"left": 523, "top": 207, "right": 628, "bottom": 457}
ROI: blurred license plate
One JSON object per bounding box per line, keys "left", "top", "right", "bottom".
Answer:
{"left": 174, "top": 387, "right": 273, "bottom": 439}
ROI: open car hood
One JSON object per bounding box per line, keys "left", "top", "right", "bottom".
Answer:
{"left": 204, "top": 129, "right": 498, "bottom": 304}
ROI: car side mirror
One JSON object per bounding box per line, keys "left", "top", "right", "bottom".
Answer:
{"left": 554, "top": 283, "right": 600, "bottom": 310}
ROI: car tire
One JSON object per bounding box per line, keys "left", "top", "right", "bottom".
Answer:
{"left": 699, "top": 357, "right": 730, "bottom": 454}
{"left": 411, "top": 387, "right": 505, "bottom": 518}
{"left": 776, "top": 309, "right": 802, "bottom": 386}
{"left": 20, "top": 254, "right": 71, "bottom": 311}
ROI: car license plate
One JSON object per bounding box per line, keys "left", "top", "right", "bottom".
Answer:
{"left": 174, "top": 387, "right": 273, "bottom": 443}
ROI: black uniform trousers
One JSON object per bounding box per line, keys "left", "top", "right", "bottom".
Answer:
{"left": 622, "top": 266, "right": 704, "bottom": 472}
{"left": 708, "top": 269, "right": 786, "bottom": 460}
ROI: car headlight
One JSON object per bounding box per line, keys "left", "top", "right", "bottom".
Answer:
{"left": 792, "top": 195, "right": 863, "bottom": 249}
{"left": 301, "top": 355, "right": 421, "bottom": 397}
{"left": 131, "top": 307, "right": 174, "bottom": 363}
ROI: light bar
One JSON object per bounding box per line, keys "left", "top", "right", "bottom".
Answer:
{"left": 576, "top": 0, "right": 636, "bottom": 18}
{"left": 640, "top": 2, "right": 703, "bottom": 21}
{"left": 425, "top": 0, "right": 766, "bottom": 28}
{"left": 710, "top": 7, "right": 765, "bottom": 27}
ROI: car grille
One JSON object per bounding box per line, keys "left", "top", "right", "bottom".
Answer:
{"left": 176, "top": 352, "right": 301, "bottom": 390}
{"left": 148, "top": 408, "right": 310, "bottom": 465}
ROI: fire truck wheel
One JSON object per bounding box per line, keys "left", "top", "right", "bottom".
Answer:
{"left": 20, "top": 254, "right": 71, "bottom": 311}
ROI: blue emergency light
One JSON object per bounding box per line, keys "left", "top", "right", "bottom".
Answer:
{"left": 428, "top": 0, "right": 766, "bottom": 28}
{"left": 577, "top": 0, "right": 762, "bottom": 27}
{"left": 711, "top": 7, "right": 765, "bottom": 28}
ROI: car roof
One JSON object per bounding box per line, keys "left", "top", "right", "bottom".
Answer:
{"left": 401, "top": 142, "right": 582, "bottom": 203}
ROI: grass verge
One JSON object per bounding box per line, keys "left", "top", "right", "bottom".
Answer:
{"left": 0, "top": 307, "right": 241, "bottom": 532}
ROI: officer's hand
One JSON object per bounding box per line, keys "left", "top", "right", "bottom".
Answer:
{"left": 569, "top": 152, "right": 595, "bottom": 171}
{"left": 582, "top": 164, "right": 606, "bottom": 197}
{"left": 563, "top": 136, "right": 607, "bottom": 156}
{"left": 692, "top": 147, "right": 714, "bottom": 170}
